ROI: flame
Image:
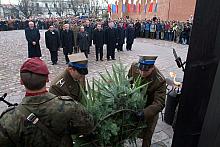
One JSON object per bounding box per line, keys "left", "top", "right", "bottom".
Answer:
{"left": 169, "top": 72, "right": 182, "bottom": 87}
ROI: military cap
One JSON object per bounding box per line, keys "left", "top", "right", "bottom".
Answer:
{"left": 80, "top": 26, "right": 84, "bottom": 29}
{"left": 68, "top": 53, "right": 88, "bottom": 75}
{"left": 138, "top": 55, "right": 158, "bottom": 71}
{"left": 20, "top": 58, "right": 49, "bottom": 75}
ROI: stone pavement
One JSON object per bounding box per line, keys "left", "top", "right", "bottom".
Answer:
{"left": 0, "top": 30, "right": 188, "bottom": 146}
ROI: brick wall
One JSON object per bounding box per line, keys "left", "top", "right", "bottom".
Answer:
{"left": 111, "top": 0, "right": 196, "bottom": 21}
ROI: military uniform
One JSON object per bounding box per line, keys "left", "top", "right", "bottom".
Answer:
{"left": 128, "top": 61, "right": 166, "bottom": 147}
{"left": 49, "top": 53, "right": 88, "bottom": 102}
{"left": 49, "top": 69, "right": 83, "bottom": 102}
{"left": 0, "top": 92, "right": 94, "bottom": 147}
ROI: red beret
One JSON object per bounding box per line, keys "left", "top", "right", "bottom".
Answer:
{"left": 20, "top": 58, "right": 49, "bottom": 75}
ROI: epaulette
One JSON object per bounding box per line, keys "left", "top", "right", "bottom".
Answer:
{"left": 0, "top": 107, "right": 15, "bottom": 118}
{"left": 156, "top": 71, "right": 165, "bottom": 82}
{"left": 58, "top": 96, "right": 78, "bottom": 104}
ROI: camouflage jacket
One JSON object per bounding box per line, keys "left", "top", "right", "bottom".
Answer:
{"left": 128, "top": 62, "right": 166, "bottom": 120}
{"left": 0, "top": 92, "right": 94, "bottom": 147}
{"left": 49, "top": 69, "right": 85, "bottom": 102}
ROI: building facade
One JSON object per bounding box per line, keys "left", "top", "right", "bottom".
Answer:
{"left": 112, "top": 0, "right": 196, "bottom": 21}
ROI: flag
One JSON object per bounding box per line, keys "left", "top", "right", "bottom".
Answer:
{"left": 108, "top": 4, "right": 111, "bottom": 12}
{"left": 122, "top": 4, "right": 126, "bottom": 12}
{"left": 115, "top": 1, "right": 118, "bottom": 13}
{"left": 148, "top": 0, "right": 153, "bottom": 12}
{"left": 138, "top": 2, "right": 141, "bottom": 13}
{"left": 154, "top": 0, "right": 158, "bottom": 12}
{"left": 112, "top": 4, "right": 116, "bottom": 13}
{"left": 144, "top": 0, "right": 148, "bottom": 13}
{"left": 154, "top": 3, "right": 158, "bottom": 12}
{"left": 133, "top": 4, "right": 136, "bottom": 12}
{"left": 122, "top": 0, "right": 126, "bottom": 13}
{"left": 128, "top": 4, "right": 131, "bottom": 12}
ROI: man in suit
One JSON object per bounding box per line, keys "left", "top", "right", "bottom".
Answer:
{"left": 117, "top": 22, "right": 125, "bottom": 52}
{"left": 77, "top": 26, "right": 90, "bottom": 58}
{"left": 93, "top": 23, "right": 105, "bottom": 61}
{"left": 25, "top": 21, "right": 41, "bottom": 58}
{"left": 61, "top": 24, "right": 75, "bottom": 64}
{"left": 126, "top": 23, "right": 135, "bottom": 51}
{"left": 84, "top": 20, "right": 93, "bottom": 54}
{"left": 105, "top": 21, "right": 117, "bottom": 61}
{"left": 45, "top": 25, "right": 60, "bottom": 65}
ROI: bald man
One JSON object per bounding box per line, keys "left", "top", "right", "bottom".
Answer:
{"left": 25, "top": 21, "right": 41, "bottom": 58}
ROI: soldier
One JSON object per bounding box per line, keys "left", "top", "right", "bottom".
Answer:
{"left": 128, "top": 55, "right": 166, "bottom": 147}
{"left": 49, "top": 53, "right": 87, "bottom": 102}
{"left": 0, "top": 58, "right": 94, "bottom": 147}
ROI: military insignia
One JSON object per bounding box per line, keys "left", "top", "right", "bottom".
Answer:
{"left": 56, "top": 78, "right": 65, "bottom": 87}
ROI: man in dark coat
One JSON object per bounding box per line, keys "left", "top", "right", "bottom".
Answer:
{"left": 61, "top": 24, "right": 75, "bottom": 64}
{"left": 25, "top": 21, "right": 41, "bottom": 58}
{"left": 77, "top": 26, "right": 90, "bottom": 58}
{"left": 117, "top": 22, "right": 125, "bottom": 52}
{"left": 105, "top": 21, "right": 117, "bottom": 60}
{"left": 84, "top": 20, "right": 93, "bottom": 54}
{"left": 126, "top": 23, "right": 135, "bottom": 51}
{"left": 93, "top": 23, "right": 105, "bottom": 61}
{"left": 135, "top": 20, "right": 141, "bottom": 37}
{"left": 45, "top": 25, "right": 60, "bottom": 65}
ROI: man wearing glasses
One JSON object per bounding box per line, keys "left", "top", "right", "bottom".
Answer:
{"left": 128, "top": 55, "right": 166, "bottom": 147}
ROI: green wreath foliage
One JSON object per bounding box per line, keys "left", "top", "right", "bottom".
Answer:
{"left": 74, "top": 62, "right": 148, "bottom": 147}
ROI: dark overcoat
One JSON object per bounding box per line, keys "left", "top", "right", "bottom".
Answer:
{"left": 61, "top": 30, "right": 74, "bottom": 55}
{"left": 126, "top": 26, "right": 135, "bottom": 44}
{"left": 93, "top": 29, "right": 105, "bottom": 48}
{"left": 77, "top": 31, "right": 90, "bottom": 52}
{"left": 45, "top": 30, "right": 60, "bottom": 51}
{"left": 117, "top": 27, "right": 125, "bottom": 45}
{"left": 25, "top": 28, "right": 41, "bottom": 58}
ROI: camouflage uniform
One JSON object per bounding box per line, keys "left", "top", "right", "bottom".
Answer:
{"left": 0, "top": 92, "right": 94, "bottom": 147}
{"left": 128, "top": 62, "right": 166, "bottom": 147}
{"left": 49, "top": 69, "right": 84, "bottom": 102}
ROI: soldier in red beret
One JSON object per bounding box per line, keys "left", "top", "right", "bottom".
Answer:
{"left": 0, "top": 58, "right": 94, "bottom": 147}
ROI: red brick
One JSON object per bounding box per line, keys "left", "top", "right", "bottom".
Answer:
{"left": 111, "top": 0, "right": 196, "bottom": 21}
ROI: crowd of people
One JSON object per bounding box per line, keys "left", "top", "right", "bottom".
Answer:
{"left": 0, "top": 16, "right": 176, "bottom": 147}
{"left": 21, "top": 17, "right": 192, "bottom": 65}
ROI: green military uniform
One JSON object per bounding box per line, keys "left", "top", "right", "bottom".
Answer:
{"left": 49, "top": 69, "right": 83, "bottom": 102}
{"left": 0, "top": 92, "right": 94, "bottom": 147}
{"left": 128, "top": 62, "right": 166, "bottom": 147}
